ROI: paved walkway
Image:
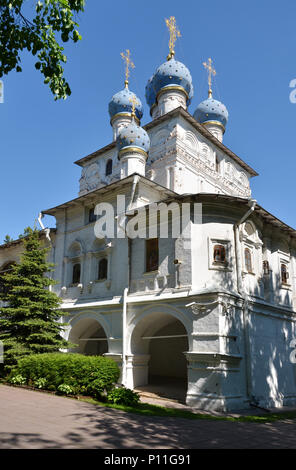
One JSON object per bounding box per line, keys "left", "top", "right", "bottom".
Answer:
{"left": 0, "top": 385, "right": 296, "bottom": 449}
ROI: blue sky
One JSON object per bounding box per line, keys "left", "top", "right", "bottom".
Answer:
{"left": 0, "top": 0, "right": 296, "bottom": 242}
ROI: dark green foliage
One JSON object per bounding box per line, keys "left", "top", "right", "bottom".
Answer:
{"left": 0, "top": 1, "right": 85, "bottom": 100}
{"left": 107, "top": 387, "right": 140, "bottom": 406}
{"left": 3, "top": 235, "right": 13, "bottom": 244}
{"left": 0, "top": 227, "right": 72, "bottom": 369}
{"left": 18, "top": 226, "right": 33, "bottom": 239}
{"left": 11, "top": 353, "right": 120, "bottom": 396}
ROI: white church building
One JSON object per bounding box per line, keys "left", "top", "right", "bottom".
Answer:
{"left": 1, "top": 19, "right": 296, "bottom": 412}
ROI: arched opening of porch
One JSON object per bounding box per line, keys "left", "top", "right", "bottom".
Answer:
{"left": 130, "top": 311, "right": 189, "bottom": 403}
{"left": 68, "top": 317, "right": 108, "bottom": 356}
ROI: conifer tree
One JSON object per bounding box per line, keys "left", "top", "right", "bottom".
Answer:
{"left": 0, "top": 227, "right": 72, "bottom": 370}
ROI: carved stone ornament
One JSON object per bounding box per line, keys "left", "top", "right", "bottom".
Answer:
{"left": 186, "top": 298, "right": 234, "bottom": 317}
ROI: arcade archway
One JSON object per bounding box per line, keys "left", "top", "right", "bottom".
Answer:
{"left": 68, "top": 317, "right": 108, "bottom": 356}
{"left": 130, "top": 311, "right": 189, "bottom": 402}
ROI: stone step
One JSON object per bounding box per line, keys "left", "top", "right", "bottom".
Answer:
{"left": 135, "top": 390, "right": 180, "bottom": 402}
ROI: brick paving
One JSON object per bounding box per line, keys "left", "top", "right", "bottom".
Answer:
{"left": 0, "top": 384, "right": 295, "bottom": 449}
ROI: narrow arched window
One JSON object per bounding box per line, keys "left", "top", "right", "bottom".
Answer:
{"left": 245, "top": 248, "right": 252, "bottom": 273}
{"left": 98, "top": 258, "right": 108, "bottom": 280}
{"left": 72, "top": 263, "right": 81, "bottom": 284}
{"left": 281, "top": 264, "right": 289, "bottom": 284}
{"left": 215, "top": 155, "right": 220, "bottom": 173}
{"left": 263, "top": 260, "right": 269, "bottom": 275}
{"left": 213, "top": 245, "right": 226, "bottom": 263}
{"left": 89, "top": 207, "right": 96, "bottom": 223}
{"left": 146, "top": 238, "right": 159, "bottom": 272}
{"left": 106, "top": 159, "right": 113, "bottom": 176}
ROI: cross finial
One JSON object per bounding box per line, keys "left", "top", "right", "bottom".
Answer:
{"left": 165, "top": 16, "right": 181, "bottom": 61}
{"left": 129, "top": 95, "right": 139, "bottom": 119}
{"left": 120, "top": 49, "right": 135, "bottom": 88}
{"left": 203, "top": 58, "right": 216, "bottom": 98}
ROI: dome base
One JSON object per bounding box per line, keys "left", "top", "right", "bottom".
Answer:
{"left": 202, "top": 121, "right": 225, "bottom": 143}
{"left": 119, "top": 147, "right": 148, "bottom": 178}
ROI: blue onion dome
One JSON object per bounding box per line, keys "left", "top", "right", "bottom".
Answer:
{"left": 108, "top": 88, "right": 143, "bottom": 122}
{"left": 152, "top": 58, "right": 193, "bottom": 105}
{"left": 194, "top": 97, "right": 229, "bottom": 129}
{"left": 116, "top": 119, "right": 150, "bottom": 155}
{"left": 145, "top": 75, "right": 156, "bottom": 109}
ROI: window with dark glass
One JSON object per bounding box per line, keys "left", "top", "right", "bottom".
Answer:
{"left": 72, "top": 263, "right": 81, "bottom": 284}
{"left": 215, "top": 156, "right": 220, "bottom": 173}
{"left": 245, "top": 248, "right": 252, "bottom": 273}
{"left": 213, "top": 244, "right": 226, "bottom": 263}
{"left": 146, "top": 238, "right": 159, "bottom": 272}
{"left": 263, "top": 260, "right": 270, "bottom": 275}
{"left": 281, "top": 264, "right": 289, "bottom": 284}
{"left": 89, "top": 207, "right": 96, "bottom": 223}
{"left": 98, "top": 258, "right": 108, "bottom": 280}
{"left": 106, "top": 159, "right": 113, "bottom": 176}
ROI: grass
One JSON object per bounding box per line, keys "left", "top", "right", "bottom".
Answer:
{"left": 76, "top": 395, "right": 296, "bottom": 423}
{"left": 2, "top": 381, "right": 296, "bottom": 423}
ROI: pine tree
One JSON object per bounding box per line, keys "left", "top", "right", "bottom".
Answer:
{"left": 3, "top": 235, "right": 13, "bottom": 244}
{"left": 0, "top": 227, "right": 72, "bottom": 370}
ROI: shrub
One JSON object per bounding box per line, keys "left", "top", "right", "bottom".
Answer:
{"left": 57, "top": 384, "right": 75, "bottom": 396}
{"left": 33, "top": 377, "right": 47, "bottom": 389}
{"left": 8, "top": 374, "right": 26, "bottom": 385}
{"left": 107, "top": 387, "right": 140, "bottom": 406}
{"left": 86, "top": 378, "right": 108, "bottom": 400}
{"left": 12, "top": 353, "right": 120, "bottom": 396}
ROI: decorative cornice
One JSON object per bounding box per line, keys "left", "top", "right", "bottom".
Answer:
{"left": 186, "top": 298, "right": 234, "bottom": 317}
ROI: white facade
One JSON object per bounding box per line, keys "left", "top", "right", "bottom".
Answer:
{"left": 1, "top": 99, "right": 296, "bottom": 412}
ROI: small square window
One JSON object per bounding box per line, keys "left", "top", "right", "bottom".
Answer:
{"left": 209, "top": 239, "right": 231, "bottom": 271}
{"left": 213, "top": 244, "right": 226, "bottom": 263}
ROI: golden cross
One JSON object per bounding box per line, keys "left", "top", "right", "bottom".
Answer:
{"left": 129, "top": 95, "right": 139, "bottom": 117}
{"left": 203, "top": 58, "right": 216, "bottom": 98}
{"left": 165, "top": 16, "right": 181, "bottom": 60}
{"left": 120, "top": 49, "right": 135, "bottom": 88}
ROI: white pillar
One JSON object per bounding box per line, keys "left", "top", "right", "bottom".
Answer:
{"left": 119, "top": 148, "right": 148, "bottom": 178}
{"left": 153, "top": 87, "right": 187, "bottom": 118}
{"left": 203, "top": 122, "right": 224, "bottom": 143}
{"left": 111, "top": 114, "right": 138, "bottom": 140}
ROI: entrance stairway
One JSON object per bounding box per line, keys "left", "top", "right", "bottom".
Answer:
{"left": 134, "top": 376, "right": 188, "bottom": 408}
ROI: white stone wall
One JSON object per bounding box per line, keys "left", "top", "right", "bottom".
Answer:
{"left": 78, "top": 114, "right": 252, "bottom": 199}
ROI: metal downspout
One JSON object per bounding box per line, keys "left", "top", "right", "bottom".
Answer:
{"left": 233, "top": 199, "right": 256, "bottom": 402}
{"left": 122, "top": 174, "right": 139, "bottom": 387}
